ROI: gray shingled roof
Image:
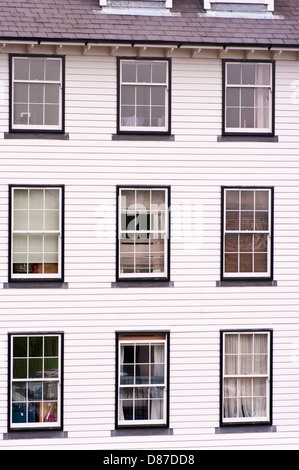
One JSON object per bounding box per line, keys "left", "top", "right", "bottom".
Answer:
{"left": 0, "top": 0, "right": 299, "bottom": 47}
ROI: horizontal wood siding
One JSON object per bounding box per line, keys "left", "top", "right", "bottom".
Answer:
{"left": 0, "top": 51, "right": 299, "bottom": 449}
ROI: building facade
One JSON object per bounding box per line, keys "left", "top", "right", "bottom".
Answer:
{"left": 0, "top": 0, "right": 299, "bottom": 449}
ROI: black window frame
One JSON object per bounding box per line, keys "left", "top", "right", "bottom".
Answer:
{"left": 222, "top": 59, "right": 275, "bottom": 137}
{"left": 221, "top": 186, "right": 274, "bottom": 282}
{"left": 117, "top": 57, "right": 171, "bottom": 136}
{"left": 9, "top": 54, "right": 65, "bottom": 135}
{"left": 8, "top": 184, "right": 65, "bottom": 284}
{"left": 115, "top": 330, "right": 170, "bottom": 429}
{"left": 116, "top": 185, "right": 171, "bottom": 283}
{"left": 220, "top": 329, "right": 273, "bottom": 427}
{"left": 8, "top": 332, "right": 64, "bottom": 432}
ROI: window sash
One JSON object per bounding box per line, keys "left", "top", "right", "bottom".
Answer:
{"left": 119, "top": 59, "right": 169, "bottom": 132}
{"left": 118, "top": 337, "right": 167, "bottom": 426}
{"left": 11, "top": 187, "right": 63, "bottom": 279}
{"left": 223, "top": 188, "right": 272, "bottom": 278}
{"left": 11, "top": 56, "right": 63, "bottom": 131}
{"left": 222, "top": 332, "right": 271, "bottom": 424}
{"left": 118, "top": 187, "right": 169, "bottom": 279}
{"left": 224, "top": 62, "right": 273, "bottom": 134}
{"left": 10, "top": 334, "right": 62, "bottom": 429}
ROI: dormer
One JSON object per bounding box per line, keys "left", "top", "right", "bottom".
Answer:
{"left": 203, "top": 0, "right": 274, "bottom": 12}
{"left": 99, "top": 0, "right": 174, "bottom": 16}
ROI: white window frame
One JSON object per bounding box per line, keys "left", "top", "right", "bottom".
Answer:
{"left": 224, "top": 61, "right": 273, "bottom": 135}
{"left": 10, "top": 186, "right": 63, "bottom": 280}
{"left": 117, "top": 334, "right": 168, "bottom": 427}
{"left": 119, "top": 59, "right": 170, "bottom": 133}
{"left": 11, "top": 56, "right": 63, "bottom": 132}
{"left": 222, "top": 331, "right": 272, "bottom": 425}
{"left": 222, "top": 187, "right": 272, "bottom": 279}
{"left": 9, "top": 333, "right": 62, "bottom": 430}
{"left": 118, "top": 187, "right": 169, "bottom": 280}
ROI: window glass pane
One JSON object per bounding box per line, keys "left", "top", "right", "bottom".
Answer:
{"left": 254, "top": 253, "right": 267, "bottom": 272}
{"left": 226, "top": 190, "right": 239, "bottom": 210}
{"left": 45, "top": 105, "right": 59, "bottom": 126}
{"left": 45, "top": 189, "right": 59, "bottom": 209}
{"left": 14, "top": 189, "right": 28, "bottom": 210}
{"left": 240, "top": 253, "right": 252, "bottom": 272}
{"left": 226, "top": 88, "right": 239, "bottom": 107}
{"left": 45, "top": 84, "right": 60, "bottom": 104}
{"left": 151, "top": 86, "right": 165, "bottom": 106}
{"left": 225, "top": 234, "right": 238, "bottom": 252}
{"left": 227, "top": 63, "right": 241, "bottom": 84}
{"left": 122, "top": 62, "right": 136, "bottom": 82}
{"left": 151, "top": 107, "right": 165, "bottom": 127}
{"left": 121, "top": 106, "right": 135, "bottom": 126}
{"left": 29, "top": 234, "right": 43, "bottom": 253}
{"left": 29, "top": 58, "right": 45, "bottom": 81}
{"left": 241, "top": 88, "right": 254, "bottom": 107}
{"left": 256, "top": 64, "right": 271, "bottom": 85}
{"left": 226, "top": 107, "right": 239, "bottom": 128}
{"left": 14, "top": 58, "right": 29, "bottom": 80}
{"left": 255, "top": 212, "right": 268, "bottom": 230}
{"left": 225, "top": 253, "right": 238, "bottom": 273}
{"left": 255, "top": 191, "right": 269, "bottom": 210}
{"left": 240, "top": 107, "right": 254, "bottom": 128}
{"left": 14, "top": 83, "right": 28, "bottom": 103}
{"left": 45, "top": 60, "right": 61, "bottom": 81}
{"left": 29, "top": 210, "right": 43, "bottom": 230}
{"left": 13, "top": 104, "right": 29, "bottom": 125}
{"left": 136, "top": 106, "right": 150, "bottom": 126}
{"left": 13, "top": 337, "right": 27, "bottom": 358}
{"left": 137, "top": 62, "right": 151, "bottom": 83}
{"left": 14, "top": 210, "right": 28, "bottom": 231}
{"left": 137, "top": 86, "right": 150, "bottom": 106}
{"left": 226, "top": 211, "right": 239, "bottom": 230}
{"left": 29, "top": 336, "right": 43, "bottom": 357}
{"left": 240, "top": 211, "right": 254, "bottom": 231}
{"left": 29, "top": 84, "right": 44, "bottom": 104}
{"left": 13, "top": 234, "right": 27, "bottom": 253}
{"left": 152, "top": 62, "right": 167, "bottom": 83}
{"left": 121, "top": 85, "right": 135, "bottom": 105}
{"left": 45, "top": 210, "right": 60, "bottom": 231}
{"left": 44, "top": 336, "right": 59, "bottom": 357}
{"left": 241, "top": 63, "right": 256, "bottom": 85}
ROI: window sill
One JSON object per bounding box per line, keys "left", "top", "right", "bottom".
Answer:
{"left": 111, "top": 428, "right": 173, "bottom": 437}
{"left": 3, "top": 430, "right": 68, "bottom": 440}
{"left": 112, "top": 281, "right": 174, "bottom": 288}
{"left": 4, "top": 132, "right": 69, "bottom": 140}
{"left": 218, "top": 135, "right": 278, "bottom": 142}
{"left": 112, "top": 134, "right": 174, "bottom": 141}
{"left": 216, "top": 280, "right": 277, "bottom": 287}
{"left": 215, "top": 425, "right": 276, "bottom": 434}
{"left": 3, "top": 281, "right": 68, "bottom": 289}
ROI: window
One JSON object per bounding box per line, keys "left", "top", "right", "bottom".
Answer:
{"left": 117, "top": 186, "right": 170, "bottom": 281}
{"left": 223, "top": 60, "right": 274, "bottom": 135}
{"left": 118, "top": 58, "right": 170, "bottom": 134}
{"left": 9, "top": 333, "right": 63, "bottom": 430}
{"left": 9, "top": 185, "right": 64, "bottom": 281}
{"left": 116, "top": 332, "right": 169, "bottom": 428}
{"left": 10, "top": 55, "right": 64, "bottom": 132}
{"left": 221, "top": 330, "right": 272, "bottom": 425}
{"left": 222, "top": 187, "right": 273, "bottom": 280}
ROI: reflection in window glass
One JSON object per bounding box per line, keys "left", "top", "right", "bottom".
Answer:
{"left": 120, "top": 59, "right": 169, "bottom": 131}
{"left": 118, "top": 334, "right": 167, "bottom": 426}
{"left": 10, "top": 334, "right": 61, "bottom": 429}
{"left": 223, "top": 188, "right": 272, "bottom": 277}
{"left": 225, "top": 61, "right": 272, "bottom": 133}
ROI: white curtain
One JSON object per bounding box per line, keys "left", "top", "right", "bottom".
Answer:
{"left": 150, "top": 344, "right": 164, "bottom": 420}
{"left": 224, "top": 333, "right": 268, "bottom": 419}
{"left": 255, "top": 64, "right": 270, "bottom": 128}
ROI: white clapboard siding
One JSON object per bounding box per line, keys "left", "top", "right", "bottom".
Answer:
{"left": 0, "top": 51, "right": 299, "bottom": 450}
